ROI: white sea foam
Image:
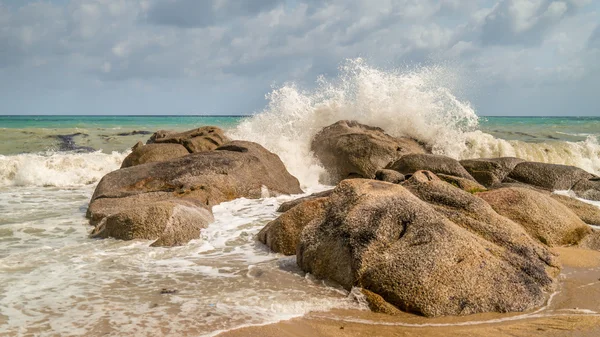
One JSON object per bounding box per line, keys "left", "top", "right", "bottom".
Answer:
{"left": 0, "top": 151, "right": 127, "bottom": 187}
{"left": 231, "top": 58, "right": 600, "bottom": 187}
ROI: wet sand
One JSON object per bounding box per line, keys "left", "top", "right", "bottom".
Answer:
{"left": 219, "top": 247, "right": 600, "bottom": 337}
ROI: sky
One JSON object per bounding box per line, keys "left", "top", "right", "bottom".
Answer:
{"left": 0, "top": 0, "right": 598, "bottom": 116}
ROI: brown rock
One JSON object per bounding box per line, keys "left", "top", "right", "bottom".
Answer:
{"left": 310, "top": 120, "right": 427, "bottom": 183}
{"left": 121, "top": 143, "right": 190, "bottom": 168}
{"left": 460, "top": 157, "right": 525, "bottom": 187}
{"left": 387, "top": 154, "right": 476, "bottom": 181}
{"left": 551, "top": 194, "right": 600, "bottom": 226}
{"left": 572, "top": 178, "right": 600, "bottom": 201}
{"left": 478, "top": 187, "right": 591, "bottom": 246}
{"left": 147, "top": 126, "right": 230, "bottom": 153}
{"left": 277, "top": 189, "right": 333, "bottom": 213}
{"left": 360, "top": 289, "right": 403, "bottom": 316}
{"left": 436, "top": 174, "right": 487, "bottom": 193}
{"left": 297, "top": 179, "right": 557, "bottom": 317}
{"left": 375, "top": 169, "right": 405, "bottom": 184}
{"left": 507, "top": 162, "right": 595, "bottom": 191}
{"left": 90, "top": 199, "right": 214, "bottom": 247}
{"left": 258, "top": 198, "right": 329, "bottom": 255}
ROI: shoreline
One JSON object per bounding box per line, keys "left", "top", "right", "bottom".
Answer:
{"left": 218, "top": 247, "right": 600, "bottom": 337}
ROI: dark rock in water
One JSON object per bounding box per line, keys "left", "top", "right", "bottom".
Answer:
{"left": 259, "top": 197, "right": 329, "bottom": 255}
{"left": 387, "top": 153, "right": 475, "bottom": 181}
{"left": 50, "top": 133, "right": 95, "bottom": 152}
{"left": 88, "top": 140, "right": 303, "bottom": 246}
{"left": 147, "top": 126, "right": 230, "bottom": 153}
{"left": 295, "top": 179, "right": 557, "bottom": 317}
{"left": 121, "top": 142, "right": 190, "bottom": 168}
{"left": 310, "top": 120, "right": 428, "bottom": 184}
{"left": 375, "top": 169, "right": 405, "bottom": 184}
{"left": 459, "top": 157, "right": 525, "bottom": 187}
{"left": 477, "top": 187, "right": 591, "bottom": 246}
{"left": 160, "top": 288, "right": 178, "bottom": 294}
{"left": 277, "top": 189, "right": 333, "bottom": 213}
{"left": 551, "top": 194, "right": 600, "bottom": 225}
{"left": 572, "top": 178, "right": 600, "bottom": 201}
{"left": 116, "top": 130, "right": 153, "bottom": 137}
{"left": 507, "top": 162, "right": 595, "bottom": 191}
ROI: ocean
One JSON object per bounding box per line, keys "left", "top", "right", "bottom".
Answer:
{"left": 1, "top": 61, "right": 600, "bottom": 336}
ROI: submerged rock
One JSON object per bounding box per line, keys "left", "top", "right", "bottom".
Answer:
{"left": 459, "top": 157, "right": 525, "bottom": 187}
{"left": 295, "top": 179, "right": 557, "bottom": 317}
{"left": 310, "top": 120, "right": 427, "bottom": 183}
{"left": 478, "top": 187, "right": 591, "bottom": 246}
{"left": 388, "top": 153, "right": 475, "bottom": 181}
{"left": 88, "top": 140, "right": 302, "bottom": 246}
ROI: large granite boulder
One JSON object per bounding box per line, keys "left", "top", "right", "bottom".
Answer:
{"left": 88, "top": 141, "right": 302, "bottom": 246}
{"left": 258, "top": 197, "right": 328, "bottom": 255}
{"left": 459, "top": 157, "right": 525, "bottom": 187}
{"left": 147, "top": 126, "right": 230, "bottom": 153}
{"left": 276, "top": 189, "right": 333, "bottom": 213}
{"left": 310, "top": 120, "right": 428, "bottom": 183}
{"left": 374, "top": 169, "right": 405, "bottom": 184}
{"left": 296, "top": 179, "right": 557, "bottom": 317}
{"left": 90, "top": 199, "right": 213, "bottom": 247}
{"left": 387, "top": 153, "right": 475, "bottom": 181}
{"left": 477, "top": 188, "right": 591, "bottom": 246}
{"left": 506, "top": 162, "right": 595, "bottom": 191}
{"left": 121, "top": 142, "right": 190, "bottom": 168}
{"left": 550, "top": 194, "right": 600, "bottom": 226}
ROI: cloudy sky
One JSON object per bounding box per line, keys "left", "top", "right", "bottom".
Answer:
{"left": 1, "top": 0, "right": 598, "bottom": 116}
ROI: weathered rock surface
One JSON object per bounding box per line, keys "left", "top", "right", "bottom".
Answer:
{"left": 436, "top": 174, "right": 486, "bottom": 193}
{"left": 311, "top": 120, "right": 427, "bottom": 183}
{"left": 507, "top": 162, "right": 595, "bottom": 191}
{"left": 375, "top": 169, "right": 405, "bottom": 184}
{"left": 147, "top": 126, "right": 230, "bottom": 153}
{"left": 459, "top": 157, "right": 525, "bottom": 187}
{"left": 551, "top": 194, "right": 600, "bottom": 226}
{"left": 88, "top": 141, "right": 302, "bottom": 246}
{"left": 572, "top": 178, "right": 600, "bottom": 201}
{"left": 258, "top": 198, "right": 328, "bottom": 255}
{"left": 296, "top": 179, "right": 557, "bottom": 317}
{"left": 121, "top": 142, "right": 190, "bottom": 168}
{"left": 478, "top": 188, "right": 591, "bottom": 246}
{"left": 276, "top": 189, "right": 333, "bottom": 213}
{"left": 90, "top": 199, "right": 213, "bottom": 247}
{"left": 387, "top": 154, "right": 476, "bottom": 181}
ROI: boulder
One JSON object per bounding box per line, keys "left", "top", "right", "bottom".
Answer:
{"left": 572, "top": 178, "right": 600, "bottom": 201}
{"left": 375, "top": 169, "right": 405, "bottom": 184}
{"left": 459, "top": 157, "right": 525, "bottom": 187}
{"left": 90, "top": 199, "right": 214, "bottom": 247}
{"left": 258, "top": 197, "right": 329, "bottom": 255}
{"left": 88, "top": 141, "right": 303, "bottom": 246}
{"left": 436, "top": 174, "right": 486, "bottom": 193}
{"left": 477, "top": 188, "right": 591, "bottom": 246}
{"left": 507, "top": 162, "right": 595, "bottom": 191}
{"left": 121, "top": 142, "right": 190, "bottom": 168}
{"left": 310, "top": 120, "right": 427, "bottom": 183}
{"left": 277, "top": 189, "right": 333, "bottom": 213}
{"left": 297, "top": 179, "right": 557, "bottom": 317}
{"left": 387, "top": 154, "right": 475, "bottom": 181}
{"left": 147, "top": 126, "right": 230, "bottom": 153}
{"left": 550, "top": 194, "right": 600, "bottom": 226}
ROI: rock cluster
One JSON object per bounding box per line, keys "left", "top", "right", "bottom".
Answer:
{"left": 258, "top": 119, "right": 600, "bottom": 318}
{"left": 88, "top": 127, "right": 302, "bottom": 247}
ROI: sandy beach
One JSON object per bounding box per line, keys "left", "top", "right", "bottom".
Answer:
{"left": 219, "top": 247, "right": 600, "bottom": 337}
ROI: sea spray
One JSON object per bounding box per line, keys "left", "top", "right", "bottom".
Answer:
{"left": 231, "top": 58, "right": 600, "bottom": 186}
{"left": 0, "top": 151, "right": 127, "bottom": 187}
